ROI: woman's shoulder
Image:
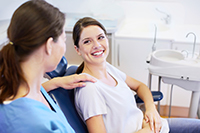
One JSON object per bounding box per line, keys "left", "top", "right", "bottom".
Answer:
{"left": 75, "top": 80, "right": 99, "bottom": 94}
{"left": 0, "top": 99, "right": 45, "bottom": 131}
{"left": 78, "top": 73, "right": 99, "bottom": 87}
{"left": 0, "top": 98, "right": 50, "bottom": 118}
{"left": 0, "top": 98, "right": 73, "bottom": 133}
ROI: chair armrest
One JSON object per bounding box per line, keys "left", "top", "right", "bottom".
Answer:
{"left": 134, "top": 91, "right": 163, "bottom": 103}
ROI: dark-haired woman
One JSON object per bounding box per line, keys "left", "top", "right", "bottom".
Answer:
{"left": 73, "top": 17, "right": 200, "bottom": 133}
{"left": 73, "top": 17, "right": 168, "bottom": 133}
{"left": 0, "top": 1, "right": 95, "bottom": 133}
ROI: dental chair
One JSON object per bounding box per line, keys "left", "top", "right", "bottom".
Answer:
{"left": 45, "top": 56, "right": 163, "bottom": 133}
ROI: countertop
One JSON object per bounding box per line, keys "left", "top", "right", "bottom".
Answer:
{"left": 1, "top": 17, "right": 200, "bottom": 47}
{"left": 0, "top": 15, "right": 121, "bottom": 46}
{"left": 65, "top": 16, "right": 121, "bottom": 34}
{"left": 115, "top": 19, "right": 200, "bottom": 44}
{"left": 115, "top": 18, "right": 200, "bottom": 44}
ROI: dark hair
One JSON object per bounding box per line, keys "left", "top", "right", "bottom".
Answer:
{"left": 0, "top": 0, "right": 65, "bottom": 103}
{"left": 72, "top": 17, "right": 107, "bottom": 74}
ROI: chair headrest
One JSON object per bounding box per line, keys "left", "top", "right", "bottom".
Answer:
{"left": 64, "top": 65, "right": 78, "bottom": 76}
{"left": 46, "top": 56, "right": 68, "bottom": 79}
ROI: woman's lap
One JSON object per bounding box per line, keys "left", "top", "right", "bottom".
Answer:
{"left": 166, "top": 118, "right": 200, "bottom": 133}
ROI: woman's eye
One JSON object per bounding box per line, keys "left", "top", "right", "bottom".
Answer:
{"left": 83, "top": 40, "right": 90, "bottom": 44}
{"left": 98, "top": 36, "right": 105, "bottom": 40}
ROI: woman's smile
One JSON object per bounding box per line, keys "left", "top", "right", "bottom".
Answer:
{"left": 91, "top": 50, "right": 105, "bottom": 57}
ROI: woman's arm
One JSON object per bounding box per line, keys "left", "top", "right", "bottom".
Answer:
{"left": 42, "top": 74, "right": 96, "bottom": 92}
{"left": 86, "top": 115, "right": 107, "bottom": 133}
{"left": 125, "top": 75, "right": 162, "bottom": 133}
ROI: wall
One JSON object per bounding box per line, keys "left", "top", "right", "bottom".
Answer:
{"left": 115, "top": 0, "right": 200, "bottom": 26}
{"left": 176, "top": 0, "right": 200, "bottom": 25}
{"left": 114, "top": 1, "right": 184, "bottom": 26}
{"left": 0, "top": 0, "right": 53, "bottom": 20}
{"left": 0, "top": 0, "right": 122, "bottom": 21}
{"left": 0, "top": 0, "right": 200, "bottom": 26}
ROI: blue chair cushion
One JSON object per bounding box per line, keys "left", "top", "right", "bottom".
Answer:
{"left": 49, "top": 88, "right": 88, "bottom": 133}
{"left": 46, "top": 57, "right": 68, "bottom": 78}
{"left": 134, "top": 91, "right": 163, "bottom": 103}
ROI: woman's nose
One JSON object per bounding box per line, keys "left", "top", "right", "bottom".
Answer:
{"left": 93, "top": 40, "right": 101, "bottom": 49}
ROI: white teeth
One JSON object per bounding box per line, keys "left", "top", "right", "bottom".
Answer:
{"left": 93, "top": 51, "right": 103, "bottom": 56}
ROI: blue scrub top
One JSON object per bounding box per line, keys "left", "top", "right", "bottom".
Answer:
{"left": 0, "top": 86, "right": 75, "bottom": 133}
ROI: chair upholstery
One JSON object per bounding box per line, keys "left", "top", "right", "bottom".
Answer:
{"left": 46, "top": 56, "right": 163, "bottom": 132}
{"left": 49, "top": 87, "right": 88, "bottom": 133}
{"left": 135, "top": 91, "right": 163, "bottom": 103}
{"left": 47, "top": 57, "right": 88, "bottom": 133}
{"left": 46, "top": 57, "right": 68, "bottom": 79}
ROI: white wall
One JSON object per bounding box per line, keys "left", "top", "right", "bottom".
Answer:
{"left": 0, "top": 0, "right": 200, "bottom": 26}
{"left": 0, "top": 0, "right": 119, "bottom": 20}
{"left": 177, "top": 0, "right": 200, "bottom": 25}
{"left": 0, "top": 0, "right": 53, "bottom": 20}
{"left": 115, "top": 0, "right": 200, "bottom": 26}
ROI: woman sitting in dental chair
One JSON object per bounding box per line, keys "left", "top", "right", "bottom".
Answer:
{"left": 71, "top": 17, "right": 200, "bottom": 133}
{"left": 72, "top": 17, "right": 168, "bottom": 133}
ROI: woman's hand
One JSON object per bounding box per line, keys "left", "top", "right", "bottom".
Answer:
{"left": 42, "top": 74, "right": 96, "bottom": 92}
{"left": 144, "top": 105, "right": 162, "bottom": 133}
{"left": 136, "top": 119, "right": 153, "bottom": 133}
{"left": 124, "top": 75, "right": 162, "bottom": 133}
{"left": 142, "top": 119, "right": 154, "bottom": 132}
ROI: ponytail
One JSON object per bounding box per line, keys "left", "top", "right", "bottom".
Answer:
{"left": 76, "top": 62, "right": 84, "bottom": 74}
{"left": 0, "top": 43, "right": 28, "bottom": 103}
{"left": 0, "top": 0, "right": 65, "bottom": 103}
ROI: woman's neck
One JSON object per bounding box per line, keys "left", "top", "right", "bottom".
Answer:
{"left": 18, "top": 55, "right": 45, "bottom": 100}
{"left": 83, "top": 62, "right": 117, "bottom": 87}
{"left": 16, "top": 61, "right": 51, "bottom": 109}
{"left": 83, "top": 62, "right": 107, "bottom": 79}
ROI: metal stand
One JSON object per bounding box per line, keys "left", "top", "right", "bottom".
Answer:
{"left": 169, "top": 84, "right": 173, "bottom": 118}
{"left": 148, "top": 73, "right": 161, "bottom": 113}
{"left": 148, "top": 73, "right": 152, "bottom": 90}
{"left": 189, "top": 91, "right": 200, "bottom": 118}
{"left": 157, "top": 76, "right": 162, "bottom": 113}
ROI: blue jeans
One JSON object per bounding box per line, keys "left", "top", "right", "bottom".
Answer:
{"left": 166, "top": 118, "right": 200, "bottom": 133}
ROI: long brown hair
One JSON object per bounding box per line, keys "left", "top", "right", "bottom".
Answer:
{"left": 0, "top": 0, "right": 65, "bottom": 103}
{"left": 72, "top": 17, "right": 107, "bottom": 74}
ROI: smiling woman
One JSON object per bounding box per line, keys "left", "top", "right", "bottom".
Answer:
{"left": 72, "top": 17, "right": 169, "bottom": 133}
{"left": 70, "top": 16, "right": 200, "bottom": 133}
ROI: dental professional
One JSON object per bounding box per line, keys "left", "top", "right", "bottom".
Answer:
{"left": 0, "top": 1, "right": 95, "bottom": 133}
{"left": 73, "top": 17, "right": 169, "bottom": 133}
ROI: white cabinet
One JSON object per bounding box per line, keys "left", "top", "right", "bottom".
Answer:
{"left": 113, "top": 37, "right": 173, "bottom": 105}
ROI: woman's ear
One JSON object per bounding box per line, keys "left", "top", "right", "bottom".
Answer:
{"left": 45, "top": 37, "right": 54, "bottom": 55}
{"left": 74, "top": 45, "right": 81, "bottom": 56}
